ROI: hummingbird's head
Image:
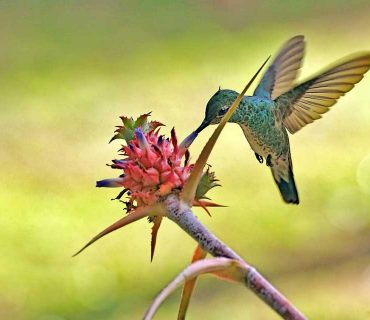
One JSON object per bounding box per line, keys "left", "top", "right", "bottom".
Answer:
{"left": 195, "top": 89, "right": 239, "bottom": 134}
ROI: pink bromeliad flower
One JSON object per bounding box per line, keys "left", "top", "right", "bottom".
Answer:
{"left": 98, "top": 127, "right": 192, "bottom": 207}
{"left": 77, "top": 113, "right": 221, "bottom": 260}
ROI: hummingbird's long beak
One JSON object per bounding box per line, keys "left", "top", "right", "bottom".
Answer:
{"left": 195, "top": 120, "right": 210, "bottom": 134}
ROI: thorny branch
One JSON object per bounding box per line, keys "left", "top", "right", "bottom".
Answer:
{"left": 145, "top": 194, "right": 307, "bottom": 320}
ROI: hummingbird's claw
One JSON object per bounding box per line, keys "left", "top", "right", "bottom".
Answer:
{"left": 255, "top": 153, "right": 264, "bottom": 164}
{"left": 266, "top": 154, "right": 273, "bottom": 167}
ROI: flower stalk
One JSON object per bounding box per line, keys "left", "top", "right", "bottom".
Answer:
{"left": 155, "top": 194, "right": 307, "bottom": 320}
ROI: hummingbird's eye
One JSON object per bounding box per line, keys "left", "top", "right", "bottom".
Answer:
{"left": 218, "top": 105, "right": 229, "bottom": 116}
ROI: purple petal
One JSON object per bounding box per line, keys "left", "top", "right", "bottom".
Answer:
{"left": 96, "top": 178, "right": 124, "bottom": 188}
{"left": 111, "top": 159, "right": 127, "bottom": 169}
{"left": 135, "top": 128, "right": 150, "bottom": 151}
{"left": 179, "top": 131, "right": 198, "bottom": 151}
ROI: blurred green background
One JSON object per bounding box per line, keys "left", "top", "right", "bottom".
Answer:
{"left": 1, "top": 1, "right": 370, "bottom": 319}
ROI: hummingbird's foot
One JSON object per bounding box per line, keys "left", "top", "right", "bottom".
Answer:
{"left": 255, "top": 153, "right": 263, "bottom": 164}
{"left": 266, "top": 154, "right": 273, "bottom": 167}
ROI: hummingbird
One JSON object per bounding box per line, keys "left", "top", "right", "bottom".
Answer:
{"left": 194, "top": 35, "right": 370, "bottom": 204}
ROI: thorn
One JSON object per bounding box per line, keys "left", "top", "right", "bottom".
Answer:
{"left": 150, "top": 216, "right": 163, "bottom": 262}
{"left": 111, "top": 188, "right": 129, "bottom": 201}
{"left": 73, "top": 205, "right": 156, "bottom": 257}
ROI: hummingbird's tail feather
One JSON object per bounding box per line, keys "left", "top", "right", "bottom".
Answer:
{"left": 270, "top": 152, "right": 299, "bottom": 204}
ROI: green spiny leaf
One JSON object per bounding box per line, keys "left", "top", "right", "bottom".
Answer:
{"left": 110, "top": 113, "right": 163, "bottom": 143}
{"left": 195, "top": 166, "right": 221, "bottom": 201}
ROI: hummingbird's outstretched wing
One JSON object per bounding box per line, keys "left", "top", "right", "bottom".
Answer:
{"left": 270, "top": 150, "right": 299, "bottom": 204}
{"left": 276, "top": 54, "right": 370, "bottom": 134}
{"left": 254, "top": 35, "right": 305, "bottom": 100}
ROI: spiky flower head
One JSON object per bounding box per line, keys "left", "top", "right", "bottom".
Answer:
{"left": 89, "top": 113, "right": 221, "bottom": 260}
{"left": 97, "top": 113, "right": 195, "bottom": 209}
